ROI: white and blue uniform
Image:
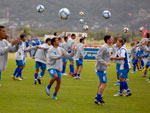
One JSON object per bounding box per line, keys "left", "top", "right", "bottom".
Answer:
{"left": 15, "top": 40, "right": 26, "bottom": 66}
{"left": 75, "top": 43, "right": 84, "bottom": 66}
{"left": 66, "top": 38, "right": 74, "bottom": 61}
{"left": 117, "top": 46, "right": 130, "bottom": 78}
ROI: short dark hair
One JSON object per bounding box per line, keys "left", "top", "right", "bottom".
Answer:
{"left": 0, "top": 25, "right": 5, "bottom": 31}
{"left": 45, "top": 38, "right": 51, "bottom": 43}
{"left": 71, "top": 34, "right": 76, "bottom": 37}
{"left": 58, "top": 37, "right": 62, "bottom": 41}
{"left": 146, "top": 33, "right": 150, "bottom": 38}
{"left": 117, "top": 38, "right": 124, "bottom": 45}
{"left": 80, "top": 37, "right": 85, "bottom": 43}
{"left": 64, "top": 36, "right": 68, "bottom": 41}
{"left": 51, "top": 37, "right": 57, "bottom": 46}
{"left": 20, "top": 34, "right": 26, "bottom": 39}
{"left": 54, "top": 32, "right": 57, "bottom": 36}
{"left": 104, "top": 35, "right": 111, "bottom": 43}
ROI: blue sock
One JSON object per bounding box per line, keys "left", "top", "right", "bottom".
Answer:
{"left": 16, "top": 68, "right": 22, "bottom": 78}
{"left": 144, "top": 71, "right": 147, "bottom": 76}
{"left": 13, "top": 68, "right": 19, "bottom": 76}
{"left": 53, "top": 92, "right": 57, "bottom": 97}
{"left": 75, "top": 73, "right": 77, "bottom": 77}
{"left": 96, "top": 93, "right": 102, "bottom": 101}
{"left": 133, "top": 64, "right": 136, "bottom": 72}
{"left": 39, "top": 71, "right": 45, "bottom": 79}
{"left": 34, "top": 73, "right": 38, "bottom": 80}
{"left": 124, "top": 81, "right": 131, "bottom": 93}
{"left": 47, "top": 84, "right": 51, "bottom": 89}
{"left": 70, "top": 64, "right": 74, "bottom": 73}
{"left": 19, "top": 68, "right": 23, "bottom": 78}
{"left": 69, "top": 64, "right": 72, "bottom": 73}
{"left": 120, "top": 82, "right": 124, "bottom": 94}
{"left": 78, "top": 74, "right": 80, "bottom": 77}
{"left": 141, "top": 60, "right": 144, "bottom": 68}
{"left": 62, "top": 65, "right": 66, "bottom": 73}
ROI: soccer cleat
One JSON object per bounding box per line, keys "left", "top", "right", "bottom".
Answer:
{"left": 16, "top": 77, "right": 22, "bottom": 81}
{"left": 131, "top": 71, "right": 136, "bottom": 73}
{"left": 62, "top": 73, "right": 68, "bottom": 76}
{"left": 77, "top": 76, "right": 81, "bottom": 80}
{"left": 125, "top": 92, "right": 132, "bottom": 97}
{"left": 114, "top": 82, "right": 120, "bottom": 86}
{"left": 45, "top": 87, "right": 50, "bottom": 96}
{"left": 37, "top": 78, "right": 41, "bottom": 84}
{"left": 94, "top": 99, "right": 103, "bottom": 106}
{"left": 142, "top": 75, "right": 146, "bottom": 77}
{"left": 114, "top": 93, "right": 123, "bottom": 96}
{"left": 52, "top": 96, "right": 58, "bottom": 100}
{"left": 11, "top": 75, "right": 16, "bottom": 80}
{"left": 74, "top": 76, "right": 78, "bottom": 79}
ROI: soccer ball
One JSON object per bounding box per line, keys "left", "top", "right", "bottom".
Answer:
{"left": 79, "top": 19, "right": 84, "bottom": 24}
{"left": 58, "top": 8, "right": 70, "bottom": 20}
{"left": 123, "top": 27, "right": 129, "bottom": 33}
{"left": 79, "top": 11, "right": 85, "bottom": 16}
{"left": 139, "top": 27, "right": 144, "bottom": 32}
{"left": 83, "top": 25, "right": 89, "bottom": 31}
{"left": 102, "top": 10, "right": 111, "bottom": 19}
{"left": 36, "top": 5, "right": 45, "bottom": 13}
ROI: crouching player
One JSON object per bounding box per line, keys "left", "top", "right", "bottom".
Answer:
{"left": 95, "top": 35, "right": 112, "bottom": 106}
{"left": 74, "top": 37, "right": 85, "bottom": 80}
{"left": 45, "top": 37, "right": 75, "bottom": 100}
{"left": 111, "top": 38, "right": 132, "bottom": 97}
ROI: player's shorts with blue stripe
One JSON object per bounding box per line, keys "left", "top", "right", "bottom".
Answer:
{"left": 146, "top": 61, "right": 150, "bottom": 66}
{"left": 16, "top": 60, "right": 25, "bottom": 66}
{"left": 48, "top": 69, "right": 62, "bottom": 79}
{"left": 76, "top": 58, "right": 83, "bottom": 66}
{"left": 116, "top": 64, "right": 120, "bottom": 74}
{"left": 119, "top": 69, "right": 129, "bottom": 79}
{"left": 62, "top": 58, "right": 67, "bottom": 63}
{"left": 35, "top": 61, "right": 46, "bottom": 70}
{"left": 96, "top": 71, "right": 107, "bottom": 83}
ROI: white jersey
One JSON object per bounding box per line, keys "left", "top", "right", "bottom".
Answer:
{"left": 0, "top": 39, "right": 18, "bottom": 71}
{"left": 112, "top": 44, "right": 118, "bottom": 56}
{"left": 15, "top": 40, "right": 26, "bottom": 60}
{"left": 66, "top": 38, "right": 74, "bottom": 52}
{"left": 75, "top": 43, "right": 84, "bottom": 60}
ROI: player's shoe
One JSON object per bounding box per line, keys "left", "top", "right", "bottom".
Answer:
{"left": 142, "top": 75, "right": 146, "bottom": 77}
{"left": 11, "top": 75, "right": 16, "bottom": 80}
{"left": 114, "top": 82, "right": 120, "bottom": 86}
{"left": 52, "top": 96, "right": 58, "bottom": 100}
{"left": 125, "top": 92, "right": 132, "bottom": 97}
{"left": 131, "top": 71, "right": 136, "bottom": 73}
{"left": 34, "top": 80, "right": 37, "bottom": 84}
{"left": 74, "top": 76, "right": 78, "bottom": 79}
{"left": 37, "top": 78, "right": 41, "bottom": 84}
{"left": 45, "top": 87, "right": 50, "bottom": 96}
{"left": 62, "top": 73, "right": 68, "bottom": 76}
{"left": 77, "top": 76, "right": 81, "bottom": 80}
{"left": 114, "top": 92, "right": 123, "bottom": 96}
{"left": 94, "top": 98, "right": 103, "bottom": 106}
{"left": 16, "top": 77, "right": 22, "bottom": 81}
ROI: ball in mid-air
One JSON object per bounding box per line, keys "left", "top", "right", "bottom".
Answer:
{"left": 36, "top": 5, "right": 45, "bottom": 13}
{"left": 102, "top": 10, "right": 111, "bottom": 19}
{"left": 83, "top": 25, "right": 89, "bottom": 31}
{"left": 58, "top": 8, "right": 71, "bottom": 20}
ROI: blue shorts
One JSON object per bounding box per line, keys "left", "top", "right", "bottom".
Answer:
{"left": 35, "top": 61, "right": 46, "bottom": 70}
{"left": 16, "top": 60, "right": 25, "bottom": 66}
{"left": 132, "top": 59, "right": 137, "bottom": 65}
{"left": 96, "top": 71, "right": 107, "bottom": 83}
{"left": 146, "top": 61, "right": 150, "bottom": 66}
{"left": 62, "top": 58, "right": 67, "bottom": 63}
{"left": 116, "top": 64, "right": 120, "bottom": 74}
{"left": 48, "top": 69, "right": 62, "bottom": 79}
{"left": 119, "top": 69, "right": 129, "bottom": 79}
{"left": 76, "top": 58, "right": 83, "bottom": 66}
{"left": 136, "top": 51, "right": 143, "bottom": 58}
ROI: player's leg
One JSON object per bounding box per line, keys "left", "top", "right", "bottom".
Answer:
{"left": 62, "top": 58, "right": 68, "bottom": 75}
{"left": 77, "top": 65, "right": 83, "bottom": 79}
{"left": 53, "top": 78, "right": 61, "bottom": 100}
{"left": 45, "top": 69, "right": 58, "bottom": 96}
{"left": 38, "top": 63, "right": 46, "bottom": 84}
{"left": 74, "top": 65, "right": 79, "bottom": 79}
{"left": 69, "top": 58, "right": 74, "bottom": 76}
{"left": 114, "top": 64, "right": 120, "bottom": 85}
{"left": 34, "top": 61, "right": 40, "bottom": 84}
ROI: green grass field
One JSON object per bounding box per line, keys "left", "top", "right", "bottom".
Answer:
{"left": 0, "top": 59, "right": 150, "bottom": 113}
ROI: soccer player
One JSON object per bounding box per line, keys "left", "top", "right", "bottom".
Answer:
{"left": 11, "top": 34, "right": 27, "bottom": 80}
{"left": 74, "top": 37, "right": 85, "bottom": 79}
{"left": 45, "top": 37, "right": 75, "bottom": 100}
{"left": 111, "top": 38, "right": 132, "bottom": 97}
{"left": 66, "top": 34, "right": 76, "bottom": 76}
{"left": 61, "top": 36, "right": 69, "bottom": 75}
{"left": 0, "top": 25, "right": 19, "bottom": 86}
{"left": 130, "top": 42, "right": 136, "bottom": 73}
{"left": 32, "top": 38, "right": 52, "bottom": 84}
{"left": 112, "top": 37, "right": 120, "bottom": 86}
{"left": 95, "top": 35, "right": 112, "bottom": 106}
